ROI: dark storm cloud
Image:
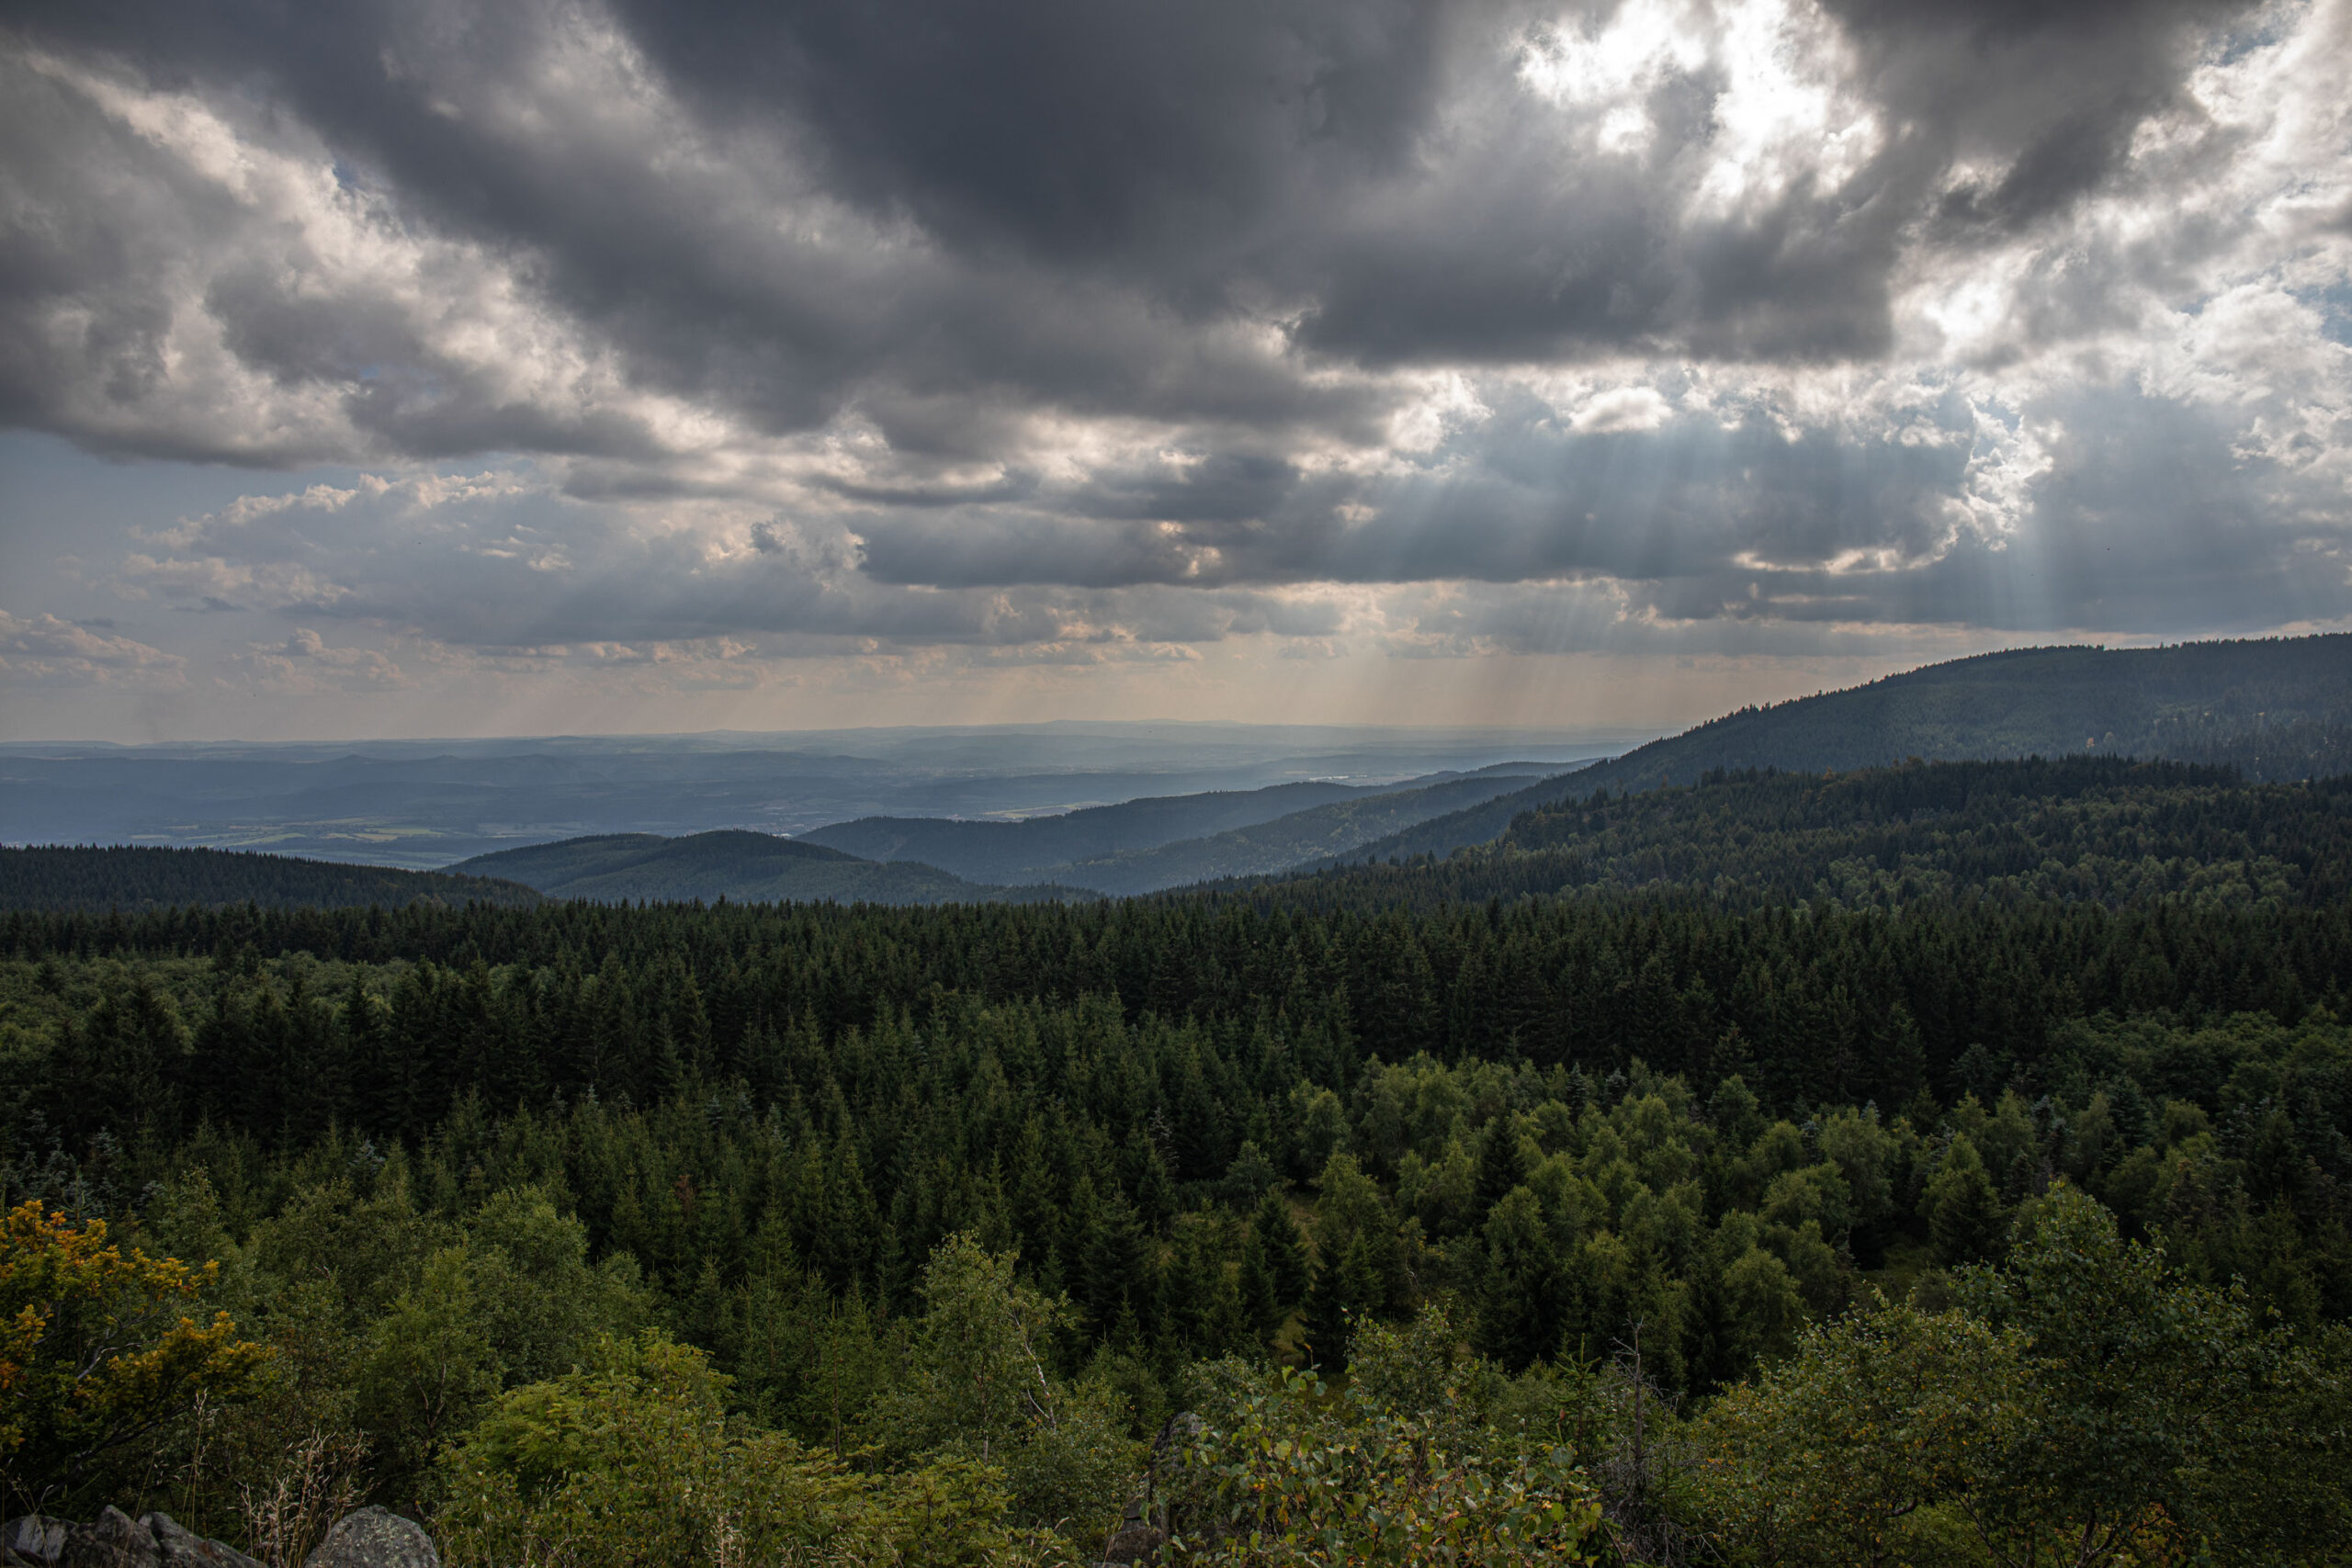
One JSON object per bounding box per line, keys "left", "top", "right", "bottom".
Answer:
{"left": 3, "top": 0, "right": 2346, "bottom": 664}
{"left": 3, "top": 0, "right": 2256, "bottom": 438}
{"left": 0, "top": 46, "right": 692, "bottom": 466}
{"left": 607, "top": 0, "right": 2252, "bottom": 367}
{"left": 1295, "top": 0, "right": 2267, "bottom": 366}
{"left": 1824, "top": 0, "right": 2245, "bottom": 229}
{"left": 2, "top": 0, "right": 1384, "bottom": 461}
{"left": 613, "top": 0, "right": 1465, "bottom": 267}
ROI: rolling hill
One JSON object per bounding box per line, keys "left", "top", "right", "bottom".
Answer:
{"left": 799, "top": 764, "right": 1563, "bottom": 894}
{"left": 1337, "top": 635, "right": 2352, "bottom": 866}
{"left": 451, "top": 830, "right": 1046, "bottom": 904}
{"left": 441, "top": 768, "right": 1571, "bottom": 903}
{"left": 1042, "top": 769, "right": 1577, "bottom": 895}
{"left": 0, "top": 844, "right": 542, "bottom": 911}
{"left": 797, "top": 777, "right": 1384, "bottom": 881}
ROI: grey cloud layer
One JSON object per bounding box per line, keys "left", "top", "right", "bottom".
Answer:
{"left": 12, "top": 0, "right": 2248, "bottom": 400}
{"left": 112, "top": 474, "right": 1360, "bottom": 660}
{"left": 3, "top": 0, "right": 2348, "bottom": 664}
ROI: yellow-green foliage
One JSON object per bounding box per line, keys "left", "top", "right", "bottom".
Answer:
{"left": 1169, "top": 1307, "right": 1604, "bottom": 1568}
{"left": 437, "top": 1330, "right": 1035, "bottom": 1568}
{"left": 0, "top": 1199, "right": 269, "bottom": 1509}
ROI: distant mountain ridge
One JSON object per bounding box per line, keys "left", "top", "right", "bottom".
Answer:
{"left": 452, "top": 830, "right": 1050, "bottom": 905}
{"left": 17, "top": 636, "right": 2346, "bottom": 912}
{"left": 797, "top": 777, "right": 1388, "bottom": 880}
{"left": 1338, "top": 635, "right": 2352, "bottom": 866}
{"left": 798, "top": 764, "right": 1561, "bottom": 893}
{"left": 0, "top": 844, "right": 541, "bottom": 911}
{"left": 1042, "top": 770, "right": 1571, "bottom": 895}
{"left": 444, "top": 767, "right": 1573, "bottom": 903}
{"left": 1, "top": 724, "right": 1615, "bottom": 868}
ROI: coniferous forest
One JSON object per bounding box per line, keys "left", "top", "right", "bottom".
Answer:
{"left": 5, "top": 760, "right": 2351, "bottom": 1564}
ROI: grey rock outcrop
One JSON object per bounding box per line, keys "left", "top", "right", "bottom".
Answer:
{"left": 3, "top": 1515, "right": 66, "bottom": 1568}
{"left": 138, "top": 1517, "right": 258, "bottom": 1568}
{"left": 1101, "top": 1519, "right": 1164, "bottom": 1564}
{"left": 54, "top": 1508, "right": 157, "bottom": 1568}
{"left": 300, "top": 1509, "right": 437, "bottom": 1568}
{"left": 8, "top": 1510, "right": 261, "bottom": 1568}
{"left": 1100, "top": 1410, "right": 1204, "bottom": 1565}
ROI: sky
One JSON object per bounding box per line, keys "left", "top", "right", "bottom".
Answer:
{"left": 1, "top": 0, "right": 2348, "bottom": 742}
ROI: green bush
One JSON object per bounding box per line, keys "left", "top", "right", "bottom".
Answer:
{"left": 437, "top": 1330, "right": 1035, "bottom": 1568}
{"left": 1167, "top": 1309, "right": 1602, "bottom": 1567}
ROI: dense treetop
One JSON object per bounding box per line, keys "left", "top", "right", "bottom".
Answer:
{"left": 451, "top": 829, "right": 1039, "bottom": 904}
{"left": 1350, "top": 635, "right": 2352, "bottom": 863}
{"left": 1256, "top": 756, "right": 2352, "bottom": 913}
{"left": 0, "top": 844, "right": 541, "bottom": 913}
{"left": 4, "top": 878, "right": 2346, "bottom": 1559}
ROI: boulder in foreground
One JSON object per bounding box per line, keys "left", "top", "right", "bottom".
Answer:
{"left": 301, "top": 1508, "right": 438, "bottom": 1568}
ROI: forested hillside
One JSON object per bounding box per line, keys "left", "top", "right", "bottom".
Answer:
{"left": 0, "top": 844, "right": 541, "bottom": 911}
{"left": 1351, "top": 634, "right": 2352, "bottom": 864}
{"left": 1254, "top": 756, "right": 2352, "bottom": 912}
{"left": 1606, "top": 636, "right": 2352, "bottom": 788}
{"left": 452, "top": 829, "right": 1046, "bottom": 904}
{"left": 4, "top": 881, "right": 2347, "bottom": 1560}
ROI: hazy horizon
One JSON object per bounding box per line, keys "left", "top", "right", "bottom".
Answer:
{"left": 1, "top": 718, "right": 1639, "bottom": 867}
{"left": 0, "top": 716, "right": 1663, "bottom": 751}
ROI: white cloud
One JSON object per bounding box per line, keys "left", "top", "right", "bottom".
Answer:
{"left": 0, "top": 611, "right": 187, "bottom": 687}
{"left": 227, "top": 627, "right": 410, "bottom": 694}
{"left": 1570, "top": 386, "right": 1676, "bottom": 434}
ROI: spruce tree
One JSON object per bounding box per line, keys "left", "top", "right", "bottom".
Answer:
{"left": 1238, "top": 1230, "right": 1284, "bottom": 1350}
{"left": 1251, "top": 1187, "right": 1311, "bottom": 1311}
{"left": 1470, "top": 1116, "right": 1533, "bottom": 1226}
{"left": 1928, "top": 1134, "right": 2007, "bottom": 1265}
